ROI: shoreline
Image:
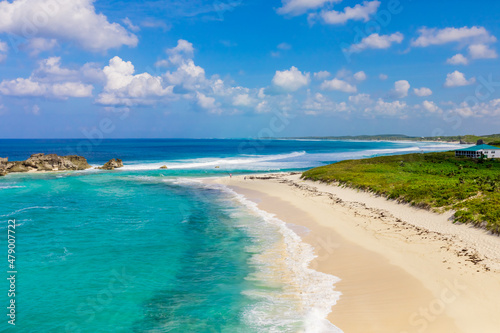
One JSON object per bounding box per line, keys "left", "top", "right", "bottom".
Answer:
{"left": 206, "top": 172, "right": 500, "bottom": 333}
{"left": 272, "top": 138, "right": 463, "bottom": 144}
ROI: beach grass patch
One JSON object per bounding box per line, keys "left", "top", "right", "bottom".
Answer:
{"left": 302, "top": 152, "right": 500, "bottom": 234}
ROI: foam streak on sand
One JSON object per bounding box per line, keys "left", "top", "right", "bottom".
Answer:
{"left": 207, "top": 173, "right": 500, "bottom": 333}
{"left": 193, "top": 181, "right": 343, "bottom": 332}
{"left": 225, "top": 186, "right": 342, "bottom": 333}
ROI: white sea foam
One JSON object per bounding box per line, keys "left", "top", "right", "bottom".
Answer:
{"left": 119, "top": 151, "right": 307, "bottom": 171}
{"left": 0, "top": 206, "right": 60, "bottom": 218}
{"left": 163, "top": 178, "right": 204, "bottom": 186}
{"left": 42, "top": 247, "right": 73, "bottom": 262}
{"left": 112, "top": 143, "right": 461, "bottom": 172}
{"left": 193, "top": 182, "right": 343, "bottom": 332}
{"left": 127, "top": 175, "right": 205, "bottom": 187}
{"left": 0, "top": 185, "right": 25, "bottom": 189}
{"left": 125, "top": 174, "right": 341, "bottom": 331}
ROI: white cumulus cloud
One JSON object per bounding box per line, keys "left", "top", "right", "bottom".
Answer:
{"left": 0, "top": 0, "right": 138, "bottom": 52}
{"left": 24, "top": 38, "right": 58, "bottom": 56}
{"left": 313, "top": 71, "right": 331, "bottom": 80}
{"left": 0, "top": 77, "right": 92, "bottom": 98}
{"left": 160, "top": 40, "right": 214, "bottom": 94}
{"left": 303, "top": 90, "right": 349, "bottom": 115}
{"left": 165, "top": 39, "right": 195, "bottom": 66}
{"left": 196, "top": 92, "right": 219, "bottom": 113}
{"left": 320, "top": 78, "right": 357, "bottom": 93}
{"left": 390, "top": 80, "right": 410, "bottom": 98}
{"left": 444, "top": 70, "right": 475, "bottom": 87}
{"left": 97, "top": 56, "right": 173, "bottom": 106}
{"left": 347, "top": 32, "right": 403, "bottom": 53}
{"left": 412, "top": 26, "right": 496, "bottom": 47}
{"left": 232, "top": 93, "right": 254, "bottom": 107}
{"left": 0, "top": 57, "right": 93, "bottom": 98}
{"left": 365, "top": 99, "right": 407, "bottom": 117}
{"left": 318, "top": 0, "right": 380, "bottom": 25}
{"left": 277, "top": 0, "right": 341, "bottom": 16}
{"left": 413, "top": 87, "right": 432, "bottom": 97}
{"left": 422, "top": 100, "right": 440, "bottom": 113}
{"left": 412, "top": 26, "right": 497, "bottom": 64}
{"left": 349, "top": 93, "right": 373, "bottom": 106}
{"left": 468, "top": 43, "right": 498, "bottom": 59}
{"left": 446, "top": 54, "right": 468, "bottom": 65}
{"left": 272, "top": 66, "right": 310, "bottom": 92}
{"left": 450, "top": 99, "right": 500, "bottom": 118}
{"left": 353, "top": 71, "right": 367, "bottom": 81}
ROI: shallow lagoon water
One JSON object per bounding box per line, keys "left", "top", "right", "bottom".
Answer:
{"left": 0, "top": 139, "right": 461, "bottom": 332}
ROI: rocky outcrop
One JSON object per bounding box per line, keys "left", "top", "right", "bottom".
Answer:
{"left": 160, "top": 165, "right": 168, "bottom": 169}
{"left": 0, "top": 157, "right": 13, "bottom": 174}
{"left": 99, "top": 158, "right": 124, "bottom": 170}
{"left": 65, "top": 155, "right": 92, "bottom": 170}
{"left": 0, "top": 153, "right": 92, "bottom": 176}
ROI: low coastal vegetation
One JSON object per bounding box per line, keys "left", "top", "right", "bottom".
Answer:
{"left": 302, "top": 152, "right": 500, "bottom": 234}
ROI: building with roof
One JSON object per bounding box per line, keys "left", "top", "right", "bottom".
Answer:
{"left": 455, "top": 144, "right": 500, "bottom": 159}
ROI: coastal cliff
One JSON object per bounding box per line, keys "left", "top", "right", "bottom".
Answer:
{"left": 0, "top": 153, "right": 92, "bottom": 176}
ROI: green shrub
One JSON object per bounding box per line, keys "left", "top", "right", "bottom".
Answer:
{"left": 302, "top": 152, "right": 500, "bottom": 234}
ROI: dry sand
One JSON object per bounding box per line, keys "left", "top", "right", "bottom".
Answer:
{"left": 206, "top": 173, "right": 500, "bottom": 333}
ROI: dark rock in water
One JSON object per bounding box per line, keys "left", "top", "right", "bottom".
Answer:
{"left": 0, "top": 153, "right": 92, "bottom": 176}
{"left": 477, "top": 139, "right": 484, "bottom": 146}
{"left": 160, "top": 165, "right": 168, "bottom": 169}
{"left": 99, "top": 158, "right": 124, "bottom": 170}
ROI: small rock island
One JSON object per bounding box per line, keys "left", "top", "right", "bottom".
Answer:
{"left": 0, "top": 154, "right": 126, "bottom": 176}
{"left": 0, "top": 153, "right": 92, "bottom": 176}
{"left": 98, "top": 159, "right": 124, "bottom": 170}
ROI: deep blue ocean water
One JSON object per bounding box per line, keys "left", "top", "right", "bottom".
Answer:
{"left": 0, "top": 139, "right": 462, "bottom": 332}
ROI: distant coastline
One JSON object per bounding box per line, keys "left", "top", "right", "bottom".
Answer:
{"left": 271, "top": 133, "right": 500, "bottom": 145}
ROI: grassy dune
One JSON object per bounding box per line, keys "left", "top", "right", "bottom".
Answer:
{"left": 302, "top": 152, "right": 500, "bottom": 233}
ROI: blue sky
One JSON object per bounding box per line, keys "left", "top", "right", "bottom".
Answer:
{"left": 0, "top": 0, "right": 499, "bottom": 138}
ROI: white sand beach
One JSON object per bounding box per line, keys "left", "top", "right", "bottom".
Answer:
{"left": 206, "top": 173, "right": 500, "bottom": 333}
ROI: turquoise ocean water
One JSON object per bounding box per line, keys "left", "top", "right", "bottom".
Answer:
{"left": 0, "top": 139, "right": 462, "bottom": 332}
